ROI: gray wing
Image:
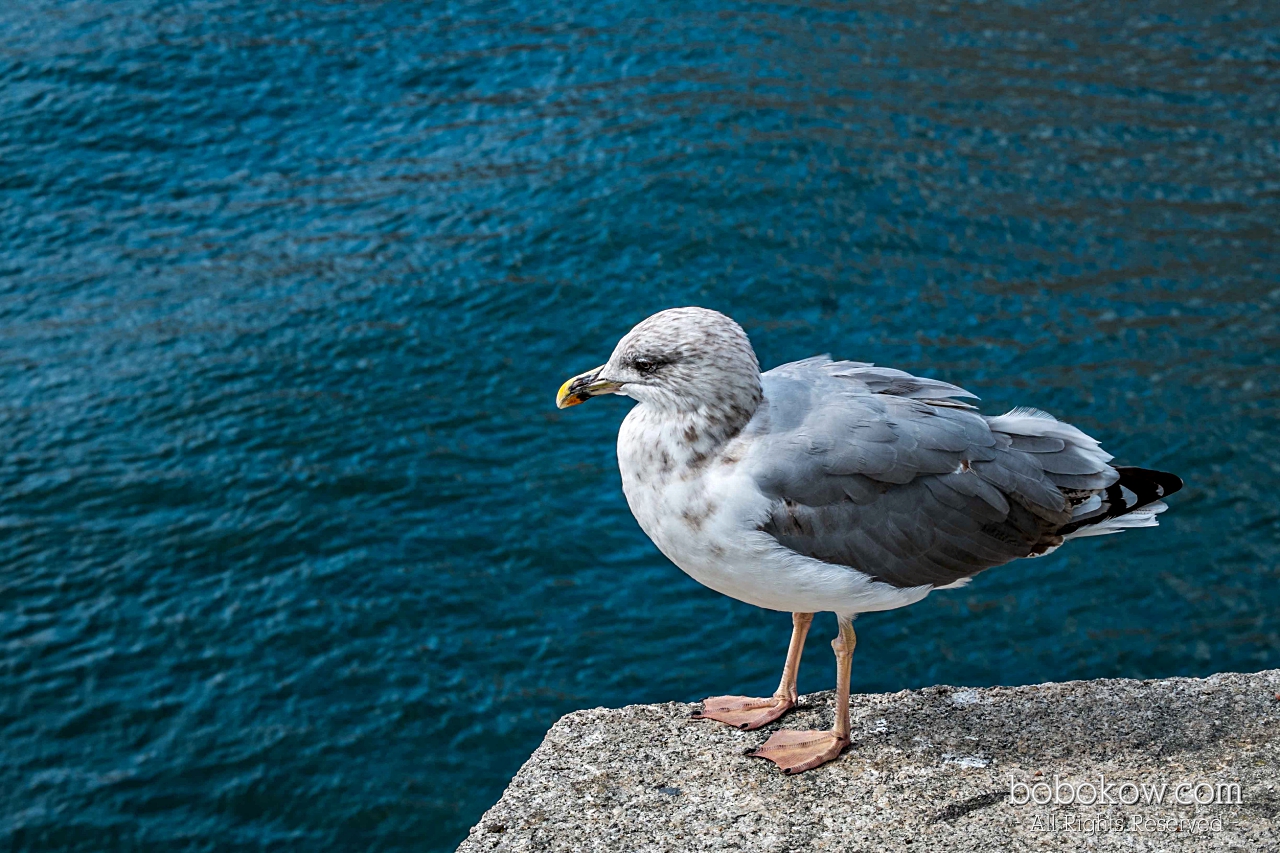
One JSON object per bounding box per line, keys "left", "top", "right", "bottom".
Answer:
{"left": 744, "top": 359, "right": 1118, "bottom": 589}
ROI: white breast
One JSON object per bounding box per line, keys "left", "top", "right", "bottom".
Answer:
{"left": 616, "top": 406, "right": 932, "bottom": 616}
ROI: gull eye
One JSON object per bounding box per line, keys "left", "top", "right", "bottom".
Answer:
{"left": 632, "top": 356, "right": 661, "bottom": 374}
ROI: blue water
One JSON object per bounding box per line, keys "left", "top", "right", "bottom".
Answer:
{"left": 2, "top": 1, "right": 1277, "bottom": 849}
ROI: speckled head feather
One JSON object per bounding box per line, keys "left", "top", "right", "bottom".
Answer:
{"left": 601, "top": 307, "right": 763, "bottom": 424}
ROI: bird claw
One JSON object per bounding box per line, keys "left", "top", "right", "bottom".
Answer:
{"left": 691, "top": 695, "right": 795, "bottom": 730}
{"left": 746, "top": 729, "right": 848, "bottom": 774}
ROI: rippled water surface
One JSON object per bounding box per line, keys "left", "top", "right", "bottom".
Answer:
{"left": 2, "top": 1, "right": 1278, "bottom": 849}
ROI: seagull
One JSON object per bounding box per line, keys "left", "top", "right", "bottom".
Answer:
{"left": 556, "top": 307, "right": 1182, "bottom": 775}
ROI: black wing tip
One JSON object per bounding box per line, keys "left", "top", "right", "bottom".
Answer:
{"left": 1114, "top": 466, "right": 1184, "bottom": 500}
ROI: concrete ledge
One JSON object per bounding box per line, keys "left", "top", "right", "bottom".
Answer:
{"left": 459, "top": 670, "right": 1280, "bottom": 852}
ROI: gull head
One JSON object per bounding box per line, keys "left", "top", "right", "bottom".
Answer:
{"left": 556, "top": 307, "right": 763, "bottom": 417}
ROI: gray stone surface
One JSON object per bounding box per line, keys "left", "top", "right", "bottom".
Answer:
{"left": 458, "top": 670, "right": 1280, "bottom": 852}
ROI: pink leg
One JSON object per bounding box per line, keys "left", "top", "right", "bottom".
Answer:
{"left": 747, "top": 616, "right": 855, "bottom": 774}
{"left": 692, "top": 612, "right": 813, "bottom": 730}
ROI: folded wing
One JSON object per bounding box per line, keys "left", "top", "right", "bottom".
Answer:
{"left": 746, "top": 359, "right": 1127, "bottom": 589}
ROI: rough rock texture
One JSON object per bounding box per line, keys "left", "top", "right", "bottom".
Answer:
{"left": 458, "top": 670, "right": 1280, "bottom": 852}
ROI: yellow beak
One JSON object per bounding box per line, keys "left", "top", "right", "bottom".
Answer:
{"left": 556, "top": 366, "right": 622, "bottom": 409}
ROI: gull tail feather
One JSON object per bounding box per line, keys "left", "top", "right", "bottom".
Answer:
{"left": 1058, "top": 466, "right": 1183, "bottom": 540}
